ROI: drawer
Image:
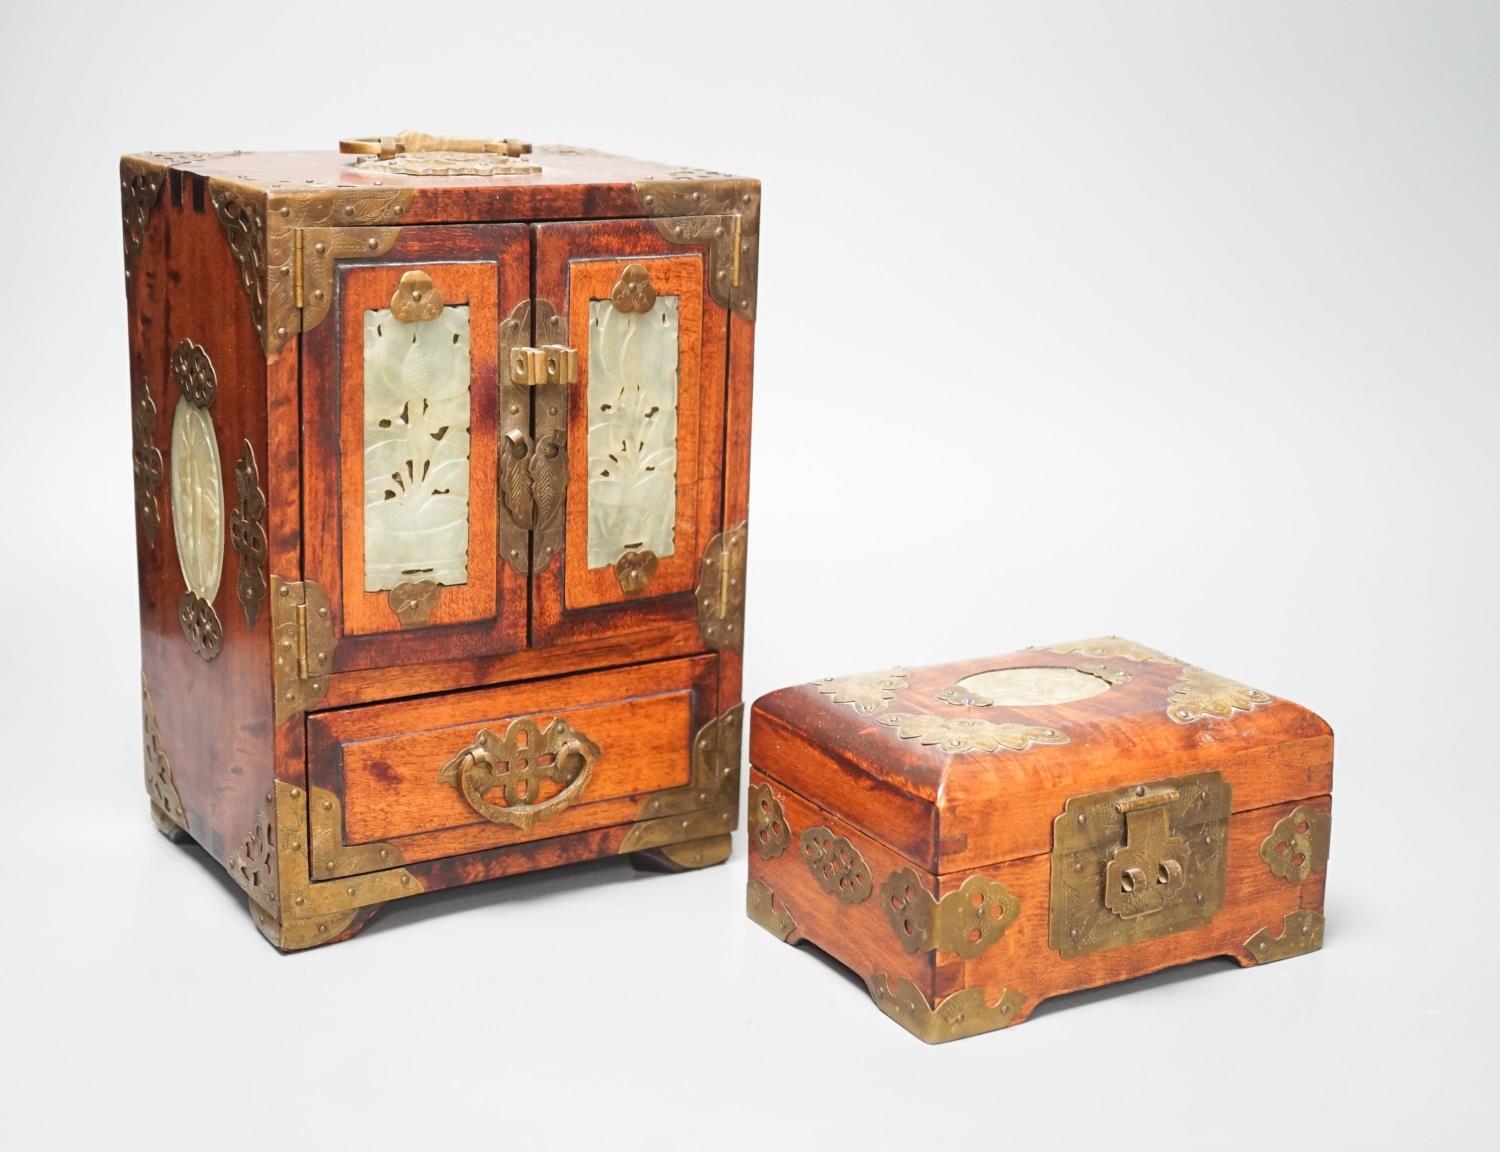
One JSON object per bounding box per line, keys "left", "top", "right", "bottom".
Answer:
{"left": 307, "top": 655, "right": 719, "bottom": 876}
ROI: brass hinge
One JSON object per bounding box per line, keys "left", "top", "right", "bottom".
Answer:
{"left": 293, "top": 230, "right": 304, "bottom": 309}
{"left": 270, "top": 576, "right": 336, "bottom": 725}
{"left": 291, "top": 224, "right": 403, "bottom": 345}
{"left": 695, "top": 520, "right": 748, "bottom": 653}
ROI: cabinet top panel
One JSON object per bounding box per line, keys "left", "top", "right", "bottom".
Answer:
{"left": 119, "top": 143, "right": 762, "bottom": 355}
{"left": 120, "top": 144, "right": 756, "bottom": 221}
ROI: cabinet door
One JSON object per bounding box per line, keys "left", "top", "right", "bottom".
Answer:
{"left": 531, "top": 220, "right": 727, "bottom": 647}
{"left": 302, "top": 225, "right": 530, "bottom": 674}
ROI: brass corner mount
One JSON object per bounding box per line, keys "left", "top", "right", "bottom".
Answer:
{"left": 635, "top": 171, "right": 760, "bottom": 323}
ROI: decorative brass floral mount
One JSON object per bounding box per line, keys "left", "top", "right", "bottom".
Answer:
{"left": 141, "top": 673, "right": 186, "bottom": 835}
{"left": 747, "top": 782, "right": 790, "bottom": 859}
{"left": 438, "top": 717, "right": 600, "bottom": 832}
{"left": 120, "top": 162, "right": 163, "bottom": 284}
{"left": 801, "top": 828, "right": 873, "bottom": 904}
{"left": 613, "top": 549, "right": 659, "bottom": 596}
{"left": 388, "top": 580, "right": 442, "bottom": 628}
{"left": 874, "top": 713, "right": 1069, "bottom": 755}
{"left": 231, "top": 441, "right": 267, "bottom": 628}
{"left": 131, "top": 379, "right": 162, "bottom": 545}
{"left": 1166, "top": 666, "right": 1273, "bottom": 724}
{"left": 389, "top": 269, "right": 445, "bottom": 323}
{"left": 610, "top": 263, "right": 658, "bottom": 313}
{"left": 881, "top": 867, "right": 1020, "bottom": 959}
{"left": 813, "top": 668, "right": 910, "bottom": 716}
{"left": 1045, "top": 636, "right": 1176, "bottom": 664}
{"left": 1260, "top": 805, "right": 1331, "bottom": 884}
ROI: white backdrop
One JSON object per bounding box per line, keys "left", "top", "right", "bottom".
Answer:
{"left": 2, "top": 2, "right": 1496, "bottom": 1148}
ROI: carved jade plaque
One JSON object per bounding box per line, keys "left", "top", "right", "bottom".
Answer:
{"left": 363, "top": 305, "right": 473, "bottom": 592}
{"left": 586, "top": 294, "right": 680, "bottom": 570}
{"left": 170, "top": 397, "right": 224, "bottom": 603}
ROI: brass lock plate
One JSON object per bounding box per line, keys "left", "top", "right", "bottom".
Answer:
{"left": 1049, "top": 771, "right": 1230, "bottom": 959}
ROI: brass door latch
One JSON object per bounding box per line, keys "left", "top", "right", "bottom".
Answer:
{"left": 508, "top": 344, "right": 579, "bottom": 387}
{"left": 1104, "top": 787, "right": 1187, "bottom": 919}
{"left": 499, "top": 428, "right": 568, "bottom": 538}
{"left": 1050, "top": 772, "right": 1231, "bottom": 959}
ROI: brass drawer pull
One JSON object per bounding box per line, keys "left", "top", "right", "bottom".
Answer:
{"left": 438, "top": 717, "right": 600, "bottom": 832}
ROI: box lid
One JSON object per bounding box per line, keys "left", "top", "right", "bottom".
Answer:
{"left": 749, "top": 637, "right": 1333, "bottom": 875}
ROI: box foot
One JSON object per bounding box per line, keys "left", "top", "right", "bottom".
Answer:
{"left": 149, "top": 800, "right": 191, "bottom": 844}
{"left": 248, "top": 898, "right": 384, "bottom": 952}
{"left": 629, "top": 833, "right": 732, "bottom": 873}
{"left": 868, "top": 972, "right": 1029, "bottom": 1044}
{"left": 746, "top": 877, "right": 800, "bottom": 944}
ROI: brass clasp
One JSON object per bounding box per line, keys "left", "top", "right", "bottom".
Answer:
{"left": 1051, "top": 772, "right": 1231, "bottom": 958}
{"left": 509, "top": 344, "right": 579, "bottom": 387}
{"left": 1104, "top": 787, "right": 1187, "bottom": 919}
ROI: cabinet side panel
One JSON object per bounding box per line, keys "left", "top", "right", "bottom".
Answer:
{"left": 267, "top": 350, "right": 306, "bottom": 791}
{"left": 745, "top": 770, "right": 940, "bottom": 1003}
{"left": 718, "top": 310, "right": 755, "bottom": 715}
{"left": 134, "top": 167, "right": 276, "bottom": 873}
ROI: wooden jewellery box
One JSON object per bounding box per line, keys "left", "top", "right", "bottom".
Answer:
{"left": 122, "top": 135, "right": 757, "bottom": 950}
{"left": 746, "top": 637, "right": 1333, "bottom": 1043}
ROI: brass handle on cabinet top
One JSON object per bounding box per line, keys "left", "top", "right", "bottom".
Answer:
{"left": 437, "top": 717, "right": 599, "bottom": 832}
{"left": 340, "top": 132, "right": 532, "bottom": 160}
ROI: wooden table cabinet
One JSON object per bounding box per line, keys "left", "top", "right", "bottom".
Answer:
{"left": 123, "top": 138, "right": 757, "bottom": 949}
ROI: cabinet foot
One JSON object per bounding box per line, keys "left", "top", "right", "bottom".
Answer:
{"left": 149, "top": 800, "right": 191, "bottom": 843}
{"left": 629, "top": 833, "right": 732, "bottom": 873}
{"left": 248, "top": 899, "right": 384, "bottom": 952}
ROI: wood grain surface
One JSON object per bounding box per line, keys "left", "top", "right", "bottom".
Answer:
{"left": 126, "top": 146, "right": 756, "bottom": 947}
{"left": 308, "top": 656, "right": 717, "bottom": 868}
{"left": 302, "top": 225, "right": 530, "bottom": 673}
{"left": 752, "top": 644, "right": 1333, "bottom": 873}
{"left": 531, "top": 218, "right": 727, "bottom": 649}
{"left": 128, "top": 159, "right": 277, "bottom": 869}
{"left": 749, "top": 768, "right": 1332, "bottom": 1028}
